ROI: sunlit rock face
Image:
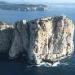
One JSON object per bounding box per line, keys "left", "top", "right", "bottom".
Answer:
{"left": 0, "top": 16, "right": 74, "bottom": 65}
{"left": 27, "top": 16, "right": 74, "bottom": 64}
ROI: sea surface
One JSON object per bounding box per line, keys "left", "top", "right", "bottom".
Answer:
{"left": 0, "top": 5, "right": 75, "bottom": 75}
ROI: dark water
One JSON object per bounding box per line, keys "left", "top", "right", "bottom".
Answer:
{"left": 0, "top": 6, "right": 75, "bottom": 75}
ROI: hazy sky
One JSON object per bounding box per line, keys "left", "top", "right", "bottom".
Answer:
{"left": 1, "top": 0, "right": 75, "bottom": 3}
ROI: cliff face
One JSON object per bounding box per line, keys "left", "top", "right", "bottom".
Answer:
{"left": 0, "top": 16, "right": 74, "bottom": 64}
{"left": 0, "top": 22, "right": 14, "bottom": 53}
{"left": 27, "top": 16, "right": 74, "bottom": 64}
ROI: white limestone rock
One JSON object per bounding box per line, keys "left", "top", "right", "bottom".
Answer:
{"left": 28, "top": 16, "right": 74, "bottom": 64}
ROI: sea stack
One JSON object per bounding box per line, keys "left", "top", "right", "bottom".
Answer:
{"left": 0, "top": 16, "right": 74, "bottom": 65}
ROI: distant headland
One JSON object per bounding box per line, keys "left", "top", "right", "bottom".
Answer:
{"left": 0, "top": 1, "right": 48, "bottom": 11}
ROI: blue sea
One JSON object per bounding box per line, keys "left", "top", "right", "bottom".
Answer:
{"left": 0, "top": 5, "right": 75, "bottom": 75}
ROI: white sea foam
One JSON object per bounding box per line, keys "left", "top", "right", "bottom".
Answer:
{"left": 36, "top": 61, "right": 70, "bottom": 67}
{"left": 26, "top": 61, "right": 69, "bottom": 68}
{"left": 36, "top": 61, "right": 61, "bottom": 67}
{"left": 52, "top": 61, "right": 60, "bottom": 67}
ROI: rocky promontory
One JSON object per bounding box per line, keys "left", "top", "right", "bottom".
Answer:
{"left": 0, "top": 16, "right": 74, "bottom": 65}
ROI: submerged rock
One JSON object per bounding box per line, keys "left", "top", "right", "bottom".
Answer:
{"left": 0, "top": 16, "right": 74, "bottom": 65}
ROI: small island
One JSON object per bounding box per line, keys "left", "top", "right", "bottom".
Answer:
{"left": 0, "top": 16, "right": 74, "bottom": 66}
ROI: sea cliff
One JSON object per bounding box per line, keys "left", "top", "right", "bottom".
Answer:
{"left": 0, "top": 16, "right": 74, "bottom": 65}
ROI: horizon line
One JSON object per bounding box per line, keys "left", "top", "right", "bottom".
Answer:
{"left": 0, "top": 1, "right": 75, "bottom": 4}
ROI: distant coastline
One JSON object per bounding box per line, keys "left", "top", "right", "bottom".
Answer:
{"left": 0, "top": 1, "right": 48, "bottom": 11}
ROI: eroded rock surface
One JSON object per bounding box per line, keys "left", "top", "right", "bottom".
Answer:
{"left": 27, "top": 16, "right": 74, "bottom": 64}
{"left": 0, "top": 16, "right": 74, "bottom": 64}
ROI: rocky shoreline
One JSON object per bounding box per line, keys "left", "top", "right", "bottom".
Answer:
{"left": 0, "top": 16, "right": 74, "bottom": 65}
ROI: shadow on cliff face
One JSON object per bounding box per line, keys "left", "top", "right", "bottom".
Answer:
{"left": 0, "top": 21, "right": 36, "bottom": 65}
{"left": 52, "top": 16, "right": 64, "bottom": 54}
{"left": 0, "top": 26, "right": 29, "bottom": 64}
{"left": 0, "top": 27, "right": 14, "bottom": 63}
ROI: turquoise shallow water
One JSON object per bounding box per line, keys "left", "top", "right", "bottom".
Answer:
{"left": 0, "top": 6, "right": 75, "bottom": 75}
